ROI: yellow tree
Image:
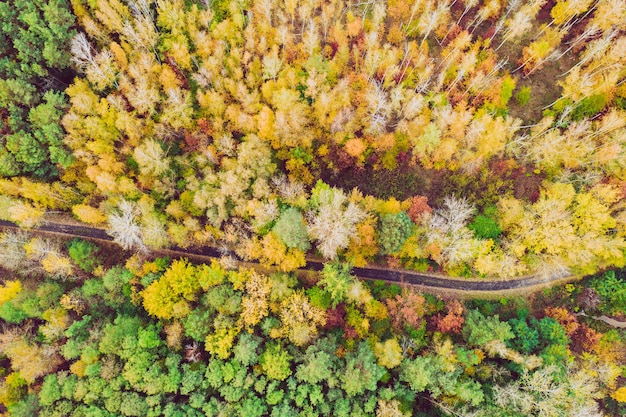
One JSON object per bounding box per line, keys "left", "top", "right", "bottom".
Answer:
{"left": 498, "top": 182, "right": 626, "bottom": 276}
{"left": 240, "top": 272, "right": 273, "bottom": 328}
{"left": 141, "top": 259, "right": 200, "bottom": 320}
{"left": 272, "top": 291, "right": 327, "bottom": 346}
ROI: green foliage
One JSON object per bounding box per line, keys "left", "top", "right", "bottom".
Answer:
{"left": 378, "top": 212, "right": 413, "bottom": 255}
{"left": 592, "top": 270, "right": 626, "bottom": 315}
{"left": 499, "top": 76, "right": 516, "bottom": 108}
{"left": 260, "top": 343, "right": 292, "bottom": 381}
{"left": 537, "top": 317, "right": 569, "bottom": 348}
{"left": 468, "top": 214, "right": 502, "bottom": 240}
{"left": 119, "top": 392, "right": 148, "bottom": 417}
{"left": 39, "top": 375, "right": 61, "bottom": 406}
{"left": 0, "top": 0, "right": 75, "bottom": 177}
{"left": 272, "top": 208, "right": 311, "bottom": 251}
{"left": 7, "top": 394, "right": 40, "bottom": 417}
{"left": 508, "top": 317, "right": 539, "bottom": 354}
{"left": 184, "top": 308, "right": 214, "bottom": 342}
{"left": 571, "top": 94, "right": 608, "bottom": 120}
{"left": 204, "top": 284, "right": 242, "bottom": 316}
{"left": 0, "top": 300, "right": 28, "bottom": 323}
{"left": 318, "top": 262, "right": 354, "bottom": 308}
{"left": 306, "top": 286, "right": 332, "bottom": 310}
{"left": 233, "top": 333, "right": 262, "bottom": 366}
{"left": 400, "top": 356, "right": 433, "bottom": 392}
{"left": 515, "top": 86, "right": 531, "bottom": 106}
{"left": 67, "top": 239, "right": 99, "bottom": 272}
{"left": 296, "top": 340, "right": 337, "bottom": 385}
{"left": 341, "top": 342, "right": 385, "bottom": 397}
{"left": 462, "top": 309, "right": 514, "bottom": 347}
{"left": 4, "top": 234, "right": 622, "bottom": 416}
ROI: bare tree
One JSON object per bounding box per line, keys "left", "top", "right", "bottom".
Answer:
{"left": 108, "top": 200, "right": 146, "bottom": 251}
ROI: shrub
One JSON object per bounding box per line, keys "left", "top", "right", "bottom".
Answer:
{"left": 515, "top": 86, "right": 531, "bottom": 106}
{"left": 378, "top": 212, "right": 413, "bottom": 255}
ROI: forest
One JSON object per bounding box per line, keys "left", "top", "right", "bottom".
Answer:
{"left": 0, "top": 0, "right": 625, "bottom": 415}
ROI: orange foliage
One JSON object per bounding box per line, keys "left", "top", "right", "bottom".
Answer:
{"left": 544, "top": 306, "right": 579, "bottom": 337}
{"left": 406, "top": 195, "right": 432, "bottom": 224}
{"left": 345, "top": 219, "right": 378, "bottom": 267}
{"left": 433, "top": 299, "right": 465, "bottom": 334}
{"left": 385, "top": 289, "right": 426, "bottom": 330}
{"left": 571, "top": 324, "right": 602, "bottom": 353}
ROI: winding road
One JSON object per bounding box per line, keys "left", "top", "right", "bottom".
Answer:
{"left": 0, "top": 219, "right": 577, "bottom": 295}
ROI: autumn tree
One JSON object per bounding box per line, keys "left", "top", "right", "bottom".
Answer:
{"left": 108, "top": 199, "right": 146, "bottom": 251}
{"left": 272, "top": 292, "right": 327, "bottom": 346}
{"left": 307, "top": 181, "right": 365, "bottom": 259}
{"left": 498, "top": 182, "right": 626, "bottom": 277}
{"left": 141, "top": 259, "right": 200, "bottom": 320}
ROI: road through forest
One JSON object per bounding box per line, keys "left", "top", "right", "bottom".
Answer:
{"left": 0, "top": 219, "right": 578, "bottom": 295}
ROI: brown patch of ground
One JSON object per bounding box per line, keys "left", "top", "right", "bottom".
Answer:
{"left": 321, "top": 161, "right": 430, "bottom": 201}
{"left": 322, "top": 157, "right": 544, "bottom": 209}
{"left": 507, "top": 49, "right": 579, "bottom": 124}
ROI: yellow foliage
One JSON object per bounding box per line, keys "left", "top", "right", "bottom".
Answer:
{"left": 60, "top": 293, "right": 86, "bottom": 314}
{"left": 256, "top": 106, "right": 276, "bottom": 142}
{"left": 8, "top": 201, "right": 44, "bottom": 228}
{"left": 196, "top": 260, "right": 227, "bottom": 290}
{"left": 142, "top": 259, "right": 200, "bottom": 319}
{"left": 346, "top": 220, "right": 379, "bottom": 267}
{"left": 251, "top": 232, "right": 307, "bottom": 272}
{"left": 240, "top": 272, "right": 273, "bottom": 328}
{"left": 70, "top": 359, "right": 89, "bottom": 377}
{"left": 205, "top": 327, "right": 239, "bottom": 359}
{"left": 378, "top": 198, "right": 402, "bottom": 214}
{"left": 164, "top": 321, "right": 184, "bottom": 350}
{"left": 277, "top": 292, "right": 326, "bottom": 346}
{"left": 109, "top": 41, "right": 127, "bottom": 69}
{"left": 344, "top": 137, "right": 366, "bottom": 158}
{"left": 346, "top": 280, "right": 373, "bottom": 305}
{"left": 42, "top": 254, "right": 74, "bottom": 277}
{"left": 159, "top": 65, "right": 182, "bottom": 90}
{"left": 125, "top": 254, "right": 144, "bottom": 276}
{"left": 164, "top": 259, "right": 199, "bottom": 299}
{"left": 40, "top": 308, "right": 71, "bottom": 342}
{"left": 0, "top": 281, "right": 21, "bottom": 305}
{"left": 613, "top": 386, "right": 626, "bottom": 402}
{"left": 374, "top": 338, "right": 403, "bottom": 369}
{"left": 365, "top": 299, "right": 389, "bottom": 320}
{"left": 0, "top": 337, "right": 62, "bottom": 383}
{"left": 72, "top": 204, "right": 107, "bottom": 225}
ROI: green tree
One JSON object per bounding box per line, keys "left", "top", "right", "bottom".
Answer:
{"left": 468, "top": 208, "right": 502, "bottom": 240}
{"left": 508, "top": 317, "right": 539, "bottom": 354}
{"left": 272, "top": 208, "right": 311, "bottom": 252}
{"left": 340, "top": 342, "right": 385, "bottom": 397}
{"left": 318, "top": 262, "right": 355, "bottom": 308}
{"left": 296, "top": 344, "right": 336, "bottom": 385}
{"left": 67, "top": 238, "right": 99, "bottom": 272}
{"left": 462, "top": 309, "right": 514, "bottom": 348}
{"left": 260, "top": 343, "right": 292, "bottom": 381}
{"left": 379, "top": 212, "right": 413, "bottom": 255}
{"left": 0, "top": 1, "right": 75, "bottom": 178}
{"left": 233, "top": 333, "right": 262, "bottom": 367}
{"left": 400, "top": 356, "right": 433, "bottom": 392}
